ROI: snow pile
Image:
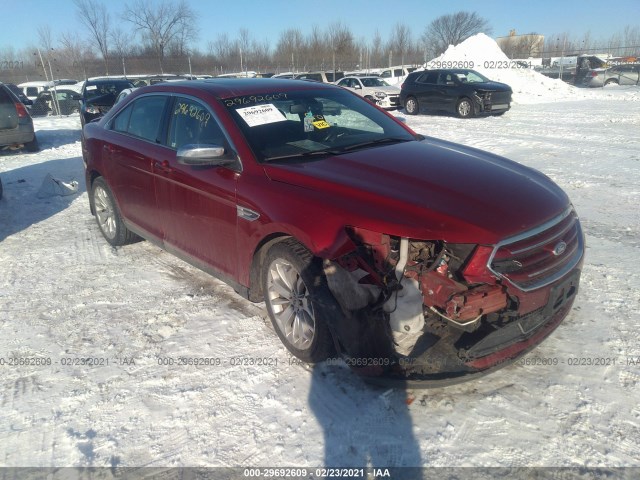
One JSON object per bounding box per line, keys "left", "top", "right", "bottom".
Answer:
{"left": 428, "top": 33, "right": 586, "bottom": 104}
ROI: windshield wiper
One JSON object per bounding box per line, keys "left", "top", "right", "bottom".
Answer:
{"left": 263, "top": 149, "right": 341, "bottom": 162}
{"left": 339, "top": 137, "right": 412, "bottom": 152}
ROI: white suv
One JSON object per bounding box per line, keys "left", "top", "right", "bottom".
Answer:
{"left": 335, "top": 76, "right": 401, "bottom": 109}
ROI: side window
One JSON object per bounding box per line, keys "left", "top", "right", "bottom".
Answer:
{"left": 127, "top": 96, "right": 167, "bottom": 142}
{"left": 418, "top": 72, "right": 438, "bottom": 84}
{"left": 111, "top": 103, "right": 134, "bottom": 133}
{"left": 26, "top": 87, "right": 38, "bottom": 97}
{"left": 168, "top": 97, "right": 226, "bottom": 150}
{"left": 438, "top": 73, "right": 454, "bottom": 85}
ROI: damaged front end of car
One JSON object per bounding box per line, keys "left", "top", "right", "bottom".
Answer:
{"left": 323, "top": 207, "right": 584, "bottom": 385}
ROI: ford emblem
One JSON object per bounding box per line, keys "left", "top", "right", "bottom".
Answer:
{"left": 552, "top": 241, "right": 567, "bottom": 256}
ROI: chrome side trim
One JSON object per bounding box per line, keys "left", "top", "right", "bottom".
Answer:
{"left": 236, "top": 205, "right": 260, "bottom": 221}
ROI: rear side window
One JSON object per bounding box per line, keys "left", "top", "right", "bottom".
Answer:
{"left": 417, "top": 72, "right": 438, "bottom": 84}
{"left": 0, "top": 85, "right": 14, "bottom": 106}
{"left": 111, "top": 103, "right": 133, "bottom": 133}
{"left": 26, "top": 87, "right": 39, "bottom": 97}
{"left": 0, "top": 86, "right": 19, "bottom": 130}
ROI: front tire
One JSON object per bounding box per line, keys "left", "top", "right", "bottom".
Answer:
{"left": 263, "top": 239, "right": 335, "bottom": 363}
{"left": 404, "top": 96, "right": 419, "bottom": 115}
{"left": 91, "top": 177, "right": 139, "bottom": 246}
{"left": 456, "top": 98, "right": 475, "bottom": 118}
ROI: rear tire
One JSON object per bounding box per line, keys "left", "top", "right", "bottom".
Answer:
{"left": 263, "top": 239, "right": 335, "bottom": 363}
{"left": 24, "top": 135, "right": 40, "bottom": 152}
{"left": 404, "top": 96, "right": 419, "bottom": 115}
{"left": 604, "top": 79, "right": 618, "bottom": 86}
{"left": 91, "top": 177, "right": 139, "bottom": 246}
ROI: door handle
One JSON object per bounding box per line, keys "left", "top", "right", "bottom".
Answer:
{"left": 154, "top": 160, "right": 173, "bottom": 174}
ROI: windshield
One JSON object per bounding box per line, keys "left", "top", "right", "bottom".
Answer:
{"left": 453, "top": 70, "right": 490, "bottom": 83}
{"left": 224, "top": 88, "right": 414, "bottom": 162}
{"left": 84, "top": 81, "right": 134, "bottom": 101}
{"left": 361, "top": 78, "right": 391, "bottom": 87}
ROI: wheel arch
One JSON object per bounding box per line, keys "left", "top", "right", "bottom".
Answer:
{"left": 87, "top": 169, "right": 103, "bottom": 215}
{"left": 248, "top": 233, "right": 296, "bottom": 302}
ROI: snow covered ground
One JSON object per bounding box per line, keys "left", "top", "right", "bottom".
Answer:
{"left": 1, "top": 83, "right": 639, "bottom": 472}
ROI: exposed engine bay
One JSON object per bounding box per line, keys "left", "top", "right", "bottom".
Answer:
{"left": 323, "top": 226, "right": 580, "bottom": 383}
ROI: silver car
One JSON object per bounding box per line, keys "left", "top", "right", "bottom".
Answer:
{"left": 583, "top": 64, "right": 640, "bottom": 87}
{"left": 0, "top": 82, "right": 39, "bottom": 152}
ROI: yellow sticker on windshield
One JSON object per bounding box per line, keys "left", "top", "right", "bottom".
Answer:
{"left": 312, "top": 120, "right": 330, "bottom": 129}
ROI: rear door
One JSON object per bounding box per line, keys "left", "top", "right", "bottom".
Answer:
{"left": 154, "top": 95, "right": 239, "bottom": 277}
{"left": 413, "top": 71, "right": 439, "bottom": 108}
{"left": 435, "top": 72, "right": 458, "bottom": 110}
{"left": 104, "top": 94, "right": 170, "bottom": 240}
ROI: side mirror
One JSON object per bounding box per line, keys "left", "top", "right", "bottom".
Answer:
{"left": 177, "top": 144, "right": 234, "bottom": 166}
{"left": 354, "top": 84, "right": 362, "bottom": 89}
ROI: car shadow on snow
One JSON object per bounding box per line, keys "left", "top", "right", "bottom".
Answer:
{"left": 33, "top": 128, "right": 82, "bottom": 151}
{"left": 309, "top": 362, "right": 422, "bottom": 474}
{"left": 0, "top": 156, "right": 86, "bottom": 242}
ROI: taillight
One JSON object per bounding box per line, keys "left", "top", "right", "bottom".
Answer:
{"left": 400, "top": 83, "right": 405, "bottom": 89}
{"left": 590, "top": 71, "right": 598, "bottom": 77}
{"left": 15, "top": 102, "right": 29, "bottom": 118}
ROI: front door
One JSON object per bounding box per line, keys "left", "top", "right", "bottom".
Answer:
{"left": 154, "top": 96, "right": 239, "bottom": 278}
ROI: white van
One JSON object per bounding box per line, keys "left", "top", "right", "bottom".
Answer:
{"left": 17, "top": 81, "right": 54, "bottom": 102}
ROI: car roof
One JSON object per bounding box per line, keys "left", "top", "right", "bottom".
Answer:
{"left": 140, "top": 78, "right": 337, "bottom": 100}
{"left": 85, "top": 78, "right": 134, "bottom": 85}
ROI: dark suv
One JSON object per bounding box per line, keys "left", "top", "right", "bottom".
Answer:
{"left": 80, "top": 78, "right": 134, "bottom": 126}
{"left": 401, "top": 69, "right": 512, "bottom": 118}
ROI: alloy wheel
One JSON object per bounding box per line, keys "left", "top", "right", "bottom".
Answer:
{"left": 93, "top": 185, "right": 117, "bottom": 240}
{"left": 266, "top": 258, "right": 315, "bottom": 351}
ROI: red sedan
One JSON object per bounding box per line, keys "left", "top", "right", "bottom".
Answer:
{"left": 81, "top": 79, "right": 584, "bottom": 385}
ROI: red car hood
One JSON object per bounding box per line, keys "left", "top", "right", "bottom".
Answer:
{"left": 263, "top": 137, "right": 569, "bottom": 244}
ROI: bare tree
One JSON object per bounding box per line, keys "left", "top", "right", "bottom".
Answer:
{"left": 422, "top": 11, "right": 492, "bottom": 56}
{"left": 251, "top": 38, "right": 271, "bottom": 73}
{"left": 59, "top": 31, "right": 95, "bottom": 78}
{"left": 275, "top": 28, "right": 304, "bottom": 72}
{"left": 388, "top": 23, "right": 412, "bottom": 67}
{"left": 123, "top": 0, "right": 197, "bottom": 72}
{"left": 238, "top": 28, "right": 251, "bottom": 72}
{"left": 111, "top": 28, "right": 135, "bottom": 59}
{"left": 36, "top": 25, "right": 55, "bottom": 81}
{"left": 327, "top": 21, "right": 354, "bottom": 72}
{"left": 74, "top": 0, "right": 110, "bottom": 74}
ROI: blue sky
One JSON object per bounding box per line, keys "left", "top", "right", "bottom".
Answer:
{"left": 2, "top": 0, "right": 638, "bottom": 52}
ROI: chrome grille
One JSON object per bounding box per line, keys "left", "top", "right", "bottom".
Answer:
{"left": 488, "top": 208, "right": 583, "bottom": 291}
